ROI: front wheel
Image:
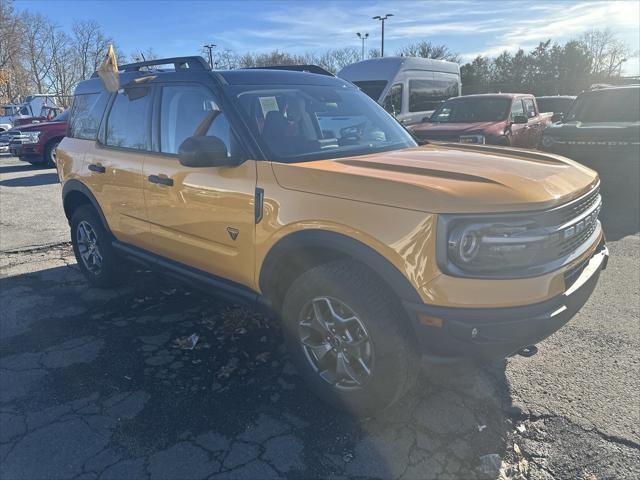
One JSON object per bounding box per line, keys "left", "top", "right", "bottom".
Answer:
{"left": 44, "top": 140, "right": 60, "bottom": 167}
{"left": 71, "top": 205, "right": 123, "bottom": 288}
{"left": 281, "top": 260, "right": 418, "bottom": 415}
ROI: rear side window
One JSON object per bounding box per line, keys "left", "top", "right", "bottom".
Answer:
{"left": 69, "top": 93, "right": 109, "bottom": 140}
{"left": 408, "top": 75, "right": 459, "bottom": 113}
{"left": 382, "top": 83, "right": 402, "bottom": 115}
{"left": 523, "top": 98, "right": 536, "bottom": 118}
{"left": 105, "top": 87, "right": 152, "bottom": 150}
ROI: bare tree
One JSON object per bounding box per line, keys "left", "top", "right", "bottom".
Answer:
{"left": 580, "top": 29, "right": 635, "bottom": 78}
{"left": 72, "top": 20, "right": 114, "bottom": 80}
{"left": 20, "top": 12, "right": 57, "bottom": 94}
{"left": 396, "top": 41, "right": 460, "bottom": 62}
{"left": 0, "top": 0, "right": 28, "bottom": 101}
{"left": 129, "top": 47, "right": 159, "bottom": 64}
{"left": 316, "top": 47, "right": 361, "bottom": 73}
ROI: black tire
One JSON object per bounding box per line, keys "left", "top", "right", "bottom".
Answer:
{"left": 44, "top": 140, "right": 60, "bottom": 168}
{"left": 71, "top": 205, "right": 123, "bottom": 288}
{"left": 281, "top": 260, "right": 419, "bottom": 415}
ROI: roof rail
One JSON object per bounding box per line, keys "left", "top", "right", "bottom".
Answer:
{"left": 120, "top": 56, "right": 211, "bottom": 72}
{"left": 91, "top": 56, "right": 211, "bottom": 77}
{"left": 246, "top": 65, "right": 335, "bottom": 77}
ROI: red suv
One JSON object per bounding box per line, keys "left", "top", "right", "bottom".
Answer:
{"left": 9, "top": 109, "right": 68, "bottom": 167}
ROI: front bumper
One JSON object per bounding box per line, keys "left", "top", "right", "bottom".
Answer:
{"left": 404, "top": 241, "right": 608, "bottom": 362}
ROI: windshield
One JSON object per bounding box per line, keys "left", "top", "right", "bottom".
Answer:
{"left": 565, "top": 89, "right": 640, "bottom": 123}
{"left": 430, "top": 97, "right": 511, "bottom": 123}
{"left": 231, "top": 83, "right": 417, "bottom": 163}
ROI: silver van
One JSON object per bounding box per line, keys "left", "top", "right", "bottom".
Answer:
{"left": 338, "top": 57, "right": 461, "bottom": 126}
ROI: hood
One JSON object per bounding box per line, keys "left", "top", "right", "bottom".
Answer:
{"left": 14, "top": 120, "right": 66, "bottom": 132}
{"left": 409, "top": 121, "right": 505, "bottom": 137}
{"left": 271, "top": 145, "right": 598, "bottom": 214}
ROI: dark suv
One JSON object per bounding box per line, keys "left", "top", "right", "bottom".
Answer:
{"left": 541, "top": 85, "right": 640, "bottom": 156}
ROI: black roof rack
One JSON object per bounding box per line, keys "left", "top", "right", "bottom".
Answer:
{"left": 246, "top": 65, "right": 334, "bottom": 77}
{"left": 121, "top": 56, "right": 211, "bottom": 72}
{"left": 91, "top": 56, "right": 211, "bottom": 77}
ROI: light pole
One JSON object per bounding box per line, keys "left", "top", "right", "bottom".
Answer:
{"left": 356, "top": 32, "right": 369, "bottom": 61}
{"left": 372, "top": 14, "right": 393, "bottom": 57}
{"left": 203, "top": 44, "right": 216, "bottom": 68}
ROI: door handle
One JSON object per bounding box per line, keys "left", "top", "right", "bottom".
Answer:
{"left": 88, "top": 163, "right": 105, "bottom": 173}
{"left": 148, "top": 174, "right": 174, "bottom": 187}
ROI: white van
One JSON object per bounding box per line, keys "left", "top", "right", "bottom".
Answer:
{"left": 338, "top": 56, "right": 461, "bottom": 126}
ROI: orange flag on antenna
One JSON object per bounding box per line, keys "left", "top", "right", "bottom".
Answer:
{"left": 97, "top": 44, "right": 119, "bottom": 92}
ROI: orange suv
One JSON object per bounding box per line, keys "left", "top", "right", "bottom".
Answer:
{"left": 57, "top": 57, "right": 608, "bottom": 413}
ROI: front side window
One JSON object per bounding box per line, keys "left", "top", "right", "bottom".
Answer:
{"left": 408, "top": 75, "right": 459, "bottom": 113}
{"left": 159, "top": 84, "right": 238, "bottom": 157}
{"left": 231, "top": 83, "right": 416, "bottom": 163}
{"left": 431, "top": 97, "right": 511, "bottom": 123}
{"left": 382, "top": 83, "right": 402, "bottom": 116}
{"left": 105, "top": 87, "right": 151, "bottom": 150}
{"left": 511, "top": 99, "right": 525, "bottom": 118}
{"left": 523, "top": 98, "right": 536, "bottom": 118}
{"left": 69, "top": 92, "right": 110, "bottom": 140}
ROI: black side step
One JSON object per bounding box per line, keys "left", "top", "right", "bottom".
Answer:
{"left": 112, "top": 241, "right": 269, "bottom": 310}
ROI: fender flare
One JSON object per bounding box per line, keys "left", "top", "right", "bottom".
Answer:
{"left": 61, "top": 179, "right": 111, "bottom": 234}
{"left": 259, "top": 229, "right": 422, "bottom": 305}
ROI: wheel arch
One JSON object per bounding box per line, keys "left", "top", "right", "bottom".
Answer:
{"left": 62, "top": 179, "right": 111, "bottom": 235}
{"left": 258, "top": 229, "right": 422, "bottom": 313}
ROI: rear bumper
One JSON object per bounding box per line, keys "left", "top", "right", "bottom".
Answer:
{"left": 404, "top": 241, "right": 608, "bottom": 362}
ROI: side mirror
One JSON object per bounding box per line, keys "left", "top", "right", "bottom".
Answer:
{"left": 512, "top": 115, "right": 528, "bottom": 124}
{"left": 178, "top": 136, "right": 233, "bottom": 168}
{"left": 551, "top": 113, "right": 564, "bottom": 123}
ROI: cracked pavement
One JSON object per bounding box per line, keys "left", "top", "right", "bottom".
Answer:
{"left": 1, "top": 155, "right": 639, "bottom": 479}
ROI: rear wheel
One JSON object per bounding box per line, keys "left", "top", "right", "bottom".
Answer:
{"left": 281, "top": 260, "right": 418, "bottom": 415}
{"left": 71, "top": 205, "right": 123, "bottom": 288}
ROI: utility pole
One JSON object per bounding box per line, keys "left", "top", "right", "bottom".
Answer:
{"left": 356, "top": 32, "right": 369, "bottom": 61}
{"left": 203, "top": 44, "right": 216, "bottom": 68}
{"left": 372, "top": 14, "right": 393, "bottom": 57}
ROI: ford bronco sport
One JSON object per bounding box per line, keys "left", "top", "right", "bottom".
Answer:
{"left": 57, "top": 56, "right": 608, "bottom": 413}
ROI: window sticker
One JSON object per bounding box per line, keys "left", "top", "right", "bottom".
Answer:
{"left": 259, "top": 96, "right": 279, "bottom": 117}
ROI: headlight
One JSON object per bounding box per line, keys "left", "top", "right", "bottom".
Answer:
{"left": 23, "top": 131, "right": 41, "bottom": 144}
{"left": 445, "top": 220, "right": 538, "bottom": 274}
{"left": 541, "top": 135, "right": 555, "bottom": 148}
{"left": 437, "top": 188, "right": 602, "bottom": 278}
{"left": 459, "top": 134, "right": 485, "bottom": 144}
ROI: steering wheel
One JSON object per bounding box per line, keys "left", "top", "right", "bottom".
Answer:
{"left": 339, "top": 123, "right": 366, "bottom": 145}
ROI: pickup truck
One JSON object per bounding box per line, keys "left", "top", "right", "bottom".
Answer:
{"left": 8, "top": 109, "right": 68, "bottom": 166}
{"left": 408, "top": 93, "right": 553, "bottom": 148}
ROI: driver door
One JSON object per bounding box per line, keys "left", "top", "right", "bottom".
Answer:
{"left": 143, "top": 83, "right": 257, "bottom": 287}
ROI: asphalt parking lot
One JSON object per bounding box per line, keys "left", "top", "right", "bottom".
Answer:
{"left": 1, "top": 154, "right": 638, "bottom": 480}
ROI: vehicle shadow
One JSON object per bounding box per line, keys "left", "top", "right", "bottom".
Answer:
{"left": 0, "top": 172, "right": 59, "bottom": 187}
{"left": 0, "top": 162, "right": 52, "bottom": 174}
{"left": 0, "top": 264, "right": 516, "bottom": 479}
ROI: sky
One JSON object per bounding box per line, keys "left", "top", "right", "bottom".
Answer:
{"left": 15, "top": 0, "right": 640, "bottom": 74}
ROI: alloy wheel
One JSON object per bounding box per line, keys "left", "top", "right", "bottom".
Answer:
{"left": 298, "top": 296, "right": 374, "bottom": 390}
{"left": 76, "top": 220, "right": 103, "bottom": 275}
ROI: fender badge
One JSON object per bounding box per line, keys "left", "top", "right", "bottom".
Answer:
{"left": 227, "top": 227, "right": 239, "bottom": 241}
